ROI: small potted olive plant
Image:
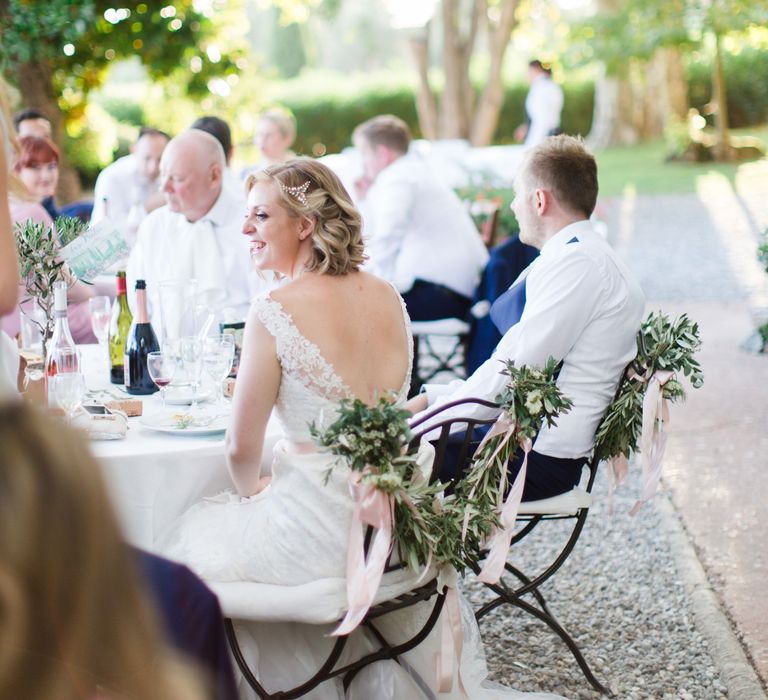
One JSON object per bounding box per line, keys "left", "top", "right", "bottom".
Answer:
{"left": 14, "top": 215, "right": 88, "bottom": 358}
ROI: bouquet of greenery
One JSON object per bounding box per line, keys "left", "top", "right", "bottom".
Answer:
{"left": 594, "top": 312, "right": 704, "bottom": 464}
{"left": 14, "top": 216, "right": 89, "bottom": 356}
{"left": 311, "top": 357, "right": 572, "bottom": 575}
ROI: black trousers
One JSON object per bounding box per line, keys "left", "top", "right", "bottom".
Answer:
{"left": 436, "top": 427, "right": 586, "bottom": 502}
{"left": 402, "top": 278, "right": 472, "bottom": 322}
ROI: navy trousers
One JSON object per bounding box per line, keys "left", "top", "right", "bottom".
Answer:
{"left": 402, "top": 278, "right": 472, "bottom": 322}
{"left": 436, "top": 427, "right": 586, "bottom": 501}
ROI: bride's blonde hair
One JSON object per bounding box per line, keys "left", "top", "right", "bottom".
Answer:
{"left": 245, "top": 157, "right": 367, "bottom": 276}
{"left": 0, "top": 402, "right": 207, "bottom": 700}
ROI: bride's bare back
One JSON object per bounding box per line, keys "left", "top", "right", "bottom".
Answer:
{"left": 272, "top": 271, "right": 409, "bottom": 402}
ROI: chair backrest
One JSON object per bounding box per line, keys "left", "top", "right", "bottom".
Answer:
{"left": 409, "top": 397, "right": 500, "bottom": 484}
{"left": 480, "top": 207, "right": 501, "bottom": 249}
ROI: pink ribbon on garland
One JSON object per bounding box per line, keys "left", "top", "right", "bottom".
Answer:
{"left": 629, "top": 370, "right": 674, "bottom": 516}
{"left": 332, "top": 469, "right": 394, "bottom": 636}
{"left": 435, "top": 571, "right": 467, "bottom": 694}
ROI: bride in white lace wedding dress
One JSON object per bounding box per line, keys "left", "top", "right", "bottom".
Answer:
{"left": 160, "top": 159, "right": 567, "bottom": 700}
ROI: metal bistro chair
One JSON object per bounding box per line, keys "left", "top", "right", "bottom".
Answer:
{"left": 217, "top": 400, "right": 504, "bottom": 699}
{"left": 409, "top": 368, "right": 635, "bottom": 697}
{"left": 410, "top": 318, "right": 470, "bottom": 395}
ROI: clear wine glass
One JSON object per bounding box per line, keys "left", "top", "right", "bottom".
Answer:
{"left": 180, "top": 336, "right": 204, "bottom": 410}
{"left": 89, "top": 296, "right": 112, "bottom": 376}
{"left": 147, "top": 351, "right": 177, "bottom": 411}
{"left": 53, "top": 372, "right": 86, "bottom": 425}
{"left": 204, "top": 334, "right": 235, "bottom": 405}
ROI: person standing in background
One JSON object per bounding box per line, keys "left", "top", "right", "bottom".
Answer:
{"left": 12, "top": 108, "right": 52, "bottom": 140}
{"left": 514, "top": 60, "right": 564, "bottom": 148}
{"left": 240, "top": 108, "right": 297, "bottom": 180}
{"left": 91, "top": 127, "right": 170, "bottom": 246}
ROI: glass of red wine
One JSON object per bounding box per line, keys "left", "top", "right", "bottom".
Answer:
{"left": 147, "top": 351, "right": 177, "bottom": 411}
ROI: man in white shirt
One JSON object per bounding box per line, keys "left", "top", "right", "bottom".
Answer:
{"left": 91, "top": 127, "right": 170, "bottom": 245}
{"left": 127, "top": 129, "right": 264, "bottom": 333}
{"left": 514, "top": 60, "right": 564, "bottom": 148}
{"left": 408, "top": 135, "right": 645, "bottom": 500}
{"left": 353, "top": 115, "right": 488, "bottom": 321}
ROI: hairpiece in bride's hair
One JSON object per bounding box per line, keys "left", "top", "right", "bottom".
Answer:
{"left": 278, "top": 180, "right": 310, "bottom": 206}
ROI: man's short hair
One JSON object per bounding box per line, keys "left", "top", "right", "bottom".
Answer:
{"left": 353, "top": 115, "right": 411, "bottom": 154}
{"left": 190, "top": 116, "right": 231, "bottom": 162}
{"left": 528, "top": 59, "right": 552, "bottom": 76}
{"left": 13, "top": 108, "right": 48, "bottom": 133}
{"left": 523, "top": 135, "right": 598, "bottom": 219}
{"left": 138, "top": 126, "right": 170, "bottom": 142}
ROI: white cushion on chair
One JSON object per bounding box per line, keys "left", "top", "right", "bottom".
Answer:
{"left": 211, "top": 565, "right": 438, "bottom": 624}
{"left": 516, "top": 486, "right": 593, "bottom": 516}
{"left": 411, "top": 319, "right": 470, "bottom": 336}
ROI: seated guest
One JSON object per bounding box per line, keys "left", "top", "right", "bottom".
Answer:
{"left": 127, "top": 129, "right": 266, "bottom": 327}
{"left": 190, "top": 115, "right": 242, "bottom": 197}
{"left": 4, "top": 136, "right": 96, "bottom": 344}
{"left": 14, "top": 135, "right": 60, "bottom": 220}
{"left": 240, "top": 107, "right": 296, "bottom": 179}
{"left": 12, "top": 108, "right": 52, "bottom": 139}
{"left": 408, "top": 135, "right": 645, "bottom": 501}
{"left": 91, "top": 126, "right": 170, "bottom": 244}
{"left": 0, "top": 401, "right": 209, "bottom": 700}
{"left": 466, "top": 234, "right": 539, "bottom": 374}
{"left": 353, "top": 114, "right": 489, "bottom": 321}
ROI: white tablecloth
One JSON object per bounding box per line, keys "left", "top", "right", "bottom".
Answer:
{"left": 81, "top": 344, "right": 279, "bottom": 551}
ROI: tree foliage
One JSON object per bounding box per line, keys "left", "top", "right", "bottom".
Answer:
{"left": 1, "top": 0, "right": 244, "bottom": 120}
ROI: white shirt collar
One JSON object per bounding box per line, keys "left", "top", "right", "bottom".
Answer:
{"left": 539, "top": 219, "right": 594, "bottom": 259}
{"left": 198, "top": 184, "right": 238, "bottom": 228}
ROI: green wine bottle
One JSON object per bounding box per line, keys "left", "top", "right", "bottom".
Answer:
{"left": 109, "top": 271, "right": 133, "bottom": 384}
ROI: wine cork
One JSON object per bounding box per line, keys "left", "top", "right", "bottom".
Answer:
{"left": 105, "top": 399, "right": 143, "bottom": 417}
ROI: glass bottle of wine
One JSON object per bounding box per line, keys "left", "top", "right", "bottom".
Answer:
{"left": 124, "top": 279, "right": 160, "bottom": 395}
{"left": 108, "top": 271, "right": 133, "bottom": 384}
{"left": 45, "top": 281, "right": 79, "bottom": 405}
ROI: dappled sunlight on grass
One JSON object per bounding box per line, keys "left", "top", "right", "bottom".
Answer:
{"left": 596, "top": 126, "right": 768, "bottom": 198}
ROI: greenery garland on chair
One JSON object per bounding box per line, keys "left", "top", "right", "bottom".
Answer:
{"left": 310, "top": 357, "right": 572, "bottom": 574}
{"left": 593, "top": 311, "right": 704, "bottom": 463}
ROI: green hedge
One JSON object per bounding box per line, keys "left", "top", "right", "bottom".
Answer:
{"left": 688, "top": 47, "right": 768, "bottom": 128}
{"left": 284, "top": 80, "right": 595, "bottom": 155}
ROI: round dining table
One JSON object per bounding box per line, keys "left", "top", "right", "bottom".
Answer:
{"left": 81, "top": 344, "right": 279, "bottom": 552}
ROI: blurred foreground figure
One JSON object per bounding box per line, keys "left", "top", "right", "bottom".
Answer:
{"left": 0, "top": 401, "right": 208, "bottom": 700}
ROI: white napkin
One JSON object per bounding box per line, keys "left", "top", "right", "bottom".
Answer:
{"left": 190, "top": 217, "right": 227, "bottom": 311}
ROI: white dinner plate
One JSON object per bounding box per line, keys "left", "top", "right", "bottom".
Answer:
{"left": 162, "top": 387, "right": 212, "bottom": 405}
{"left": 139, "top": 412, "right": 229, "bottom": 436}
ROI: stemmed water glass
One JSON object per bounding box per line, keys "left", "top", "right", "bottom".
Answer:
{"left": 147, "top": 351, "right": 177, "bottom": 412}
{"left": 180, "top": 336, "right": 204, "bottom": 410}
{"left": 53, "top": 371, "right": 86, "bottom": 426}
{"left": 204, "top": 334, "right": 235, "bottom": 405}
{"left": 89, "top": 296, "right": 112, "bottom": 376}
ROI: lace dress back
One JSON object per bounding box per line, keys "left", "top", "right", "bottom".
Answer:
{"left": 252, "top": 290, "right": 413, "bottom": 443}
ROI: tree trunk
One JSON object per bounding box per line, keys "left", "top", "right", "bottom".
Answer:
{"left": 438, "top": 0, "right": 469, "bottom": 138}
{"left": 17, "top": 59, "right": 82, "bottom": 203}
{"left": 469, "top": 0, "right": 518, "bottom": 145}
{"left": 587, "top": 64, "right": 639, "bottom": 149}
{"left": 644, "top": 46, "right": 689, "bottom": 139}
{"left": 410, "top": 33, "right": 438, "bottom": 139}
{"left": 712, "top": 30, "right": 732, "bottom": 161}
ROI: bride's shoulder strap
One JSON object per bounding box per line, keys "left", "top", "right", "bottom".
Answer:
{"left": 250, "top": 293, "right": 295, "bottom": 344}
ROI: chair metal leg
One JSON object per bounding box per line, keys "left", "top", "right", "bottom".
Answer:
{"left": 475, "top": 575, "right": 613, "bottom": 697}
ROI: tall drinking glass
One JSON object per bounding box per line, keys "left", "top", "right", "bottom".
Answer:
{"left": 147, "top": 351, "right": 177, "bottom": 411}
{"left": 53, "top": 371, "right": 86, "bottom": 425}
{"left": 89, "top": 296, "right": 112, "bottom": 377}
{"left": 180, "top": 336, "right": 204, "bottom": 410}
{"left": 204, "top": 334, "right": 235, "bottom": 405}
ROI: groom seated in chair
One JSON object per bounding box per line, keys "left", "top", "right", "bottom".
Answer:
{"left": 407, "top": 134, "right": 645, "bottom": 501}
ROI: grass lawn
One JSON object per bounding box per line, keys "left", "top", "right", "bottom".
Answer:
{"left": 596, "top": 125, "right": 768, "bottom": 198}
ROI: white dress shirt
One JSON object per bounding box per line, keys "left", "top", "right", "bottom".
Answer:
{"left": 126, "top": 185, "right": 268, "bottom": 331}
{"left": 91, "top": 154, "right": 157, "bottom": 245}
{"left": 416, "top": 220, "right": 645, "bottom": 459}
{"left": 361, "top": 154, "right": 489, "bottom": 298}
{"left": 524, "top": 75, "right": 564, "bottom": 148}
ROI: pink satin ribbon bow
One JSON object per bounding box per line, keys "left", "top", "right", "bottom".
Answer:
{"left": 469, "top": 414, "right": 532, "bottom": 585}
{"left": 629, "top": 370, "right": 673, "bottom": 516}
{"left": 333, "top": 469, "right": 394, "bottom": 636}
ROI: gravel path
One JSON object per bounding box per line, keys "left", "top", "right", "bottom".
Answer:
{"left": 466, "top": 469, "right": 728, "bottom": 700}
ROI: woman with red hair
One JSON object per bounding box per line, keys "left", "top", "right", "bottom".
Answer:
{"left": 14, "top": 135, "right": 61, "bottom": 220}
